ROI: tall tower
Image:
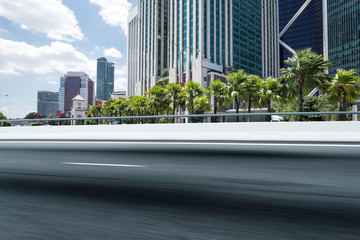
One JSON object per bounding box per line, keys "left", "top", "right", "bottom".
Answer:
{"left": 127, "top": 6, "right": 139, "bottom": 96}
{"left": 37, "top": 91, "right": 59, "bottom": 117}
{"left": 278, "top": 0, "right": 324, "bottom": 68}
{"left": 138, "top": 0, "right": 169, "bottom": 94}
{"left": 328, "top": 0, "right": 360, "bottom": 74}
{"left": 59, "top": 72, "right": 95, "bottom": 116}
{"left": 135, "top": 0, "right": 279, "bottom": 95}
{"left": 96, "top": 57, "right": 115, "bottom": 100}
{"left": 262, "top": 0, "right": 280, "bottom": 78}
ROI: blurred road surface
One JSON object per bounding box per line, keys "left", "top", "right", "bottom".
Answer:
{"left": 0, "top": 140, "right": 360, "bottom": 239}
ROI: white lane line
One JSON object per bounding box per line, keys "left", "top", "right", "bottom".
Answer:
{"left": 39, "top": 141, "right": 360, "bottom": 148}
{"left": 4, "top": 141, "right": 360, "bottom": 148}
{"left": 61, "top": 162, "right": 147, "bottom": 168}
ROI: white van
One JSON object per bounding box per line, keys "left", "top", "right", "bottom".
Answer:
{"left": 271, "top": 115, "right": 284, "bottom": 122}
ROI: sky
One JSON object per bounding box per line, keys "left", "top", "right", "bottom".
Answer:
{"left": 0, "top": 0, "right": 137, "bottom": 118}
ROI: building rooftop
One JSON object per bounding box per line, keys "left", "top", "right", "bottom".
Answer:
{"left": 72, "top": 95, "right": 84, "bottom": 101}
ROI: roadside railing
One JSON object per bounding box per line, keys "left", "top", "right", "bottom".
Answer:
{"left": 1, "top": 111, "right": 360, "bottom": 126}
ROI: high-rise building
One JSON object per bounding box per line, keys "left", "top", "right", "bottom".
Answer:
{"left": 278, "top": 0, "right": 324, "bottom": 68}
{"left": 96, "top": 57, "right": 115, "bottom": 100}
{"left": 262, "top": 0, "right": 280, "bottom": 78}
{"left": 127, "top": 6, "right": 139, "bottom": 96}
{"left": 37, "top": 91, "right": 59, "bottom": 117}
{"left": 328, "top": 0, "right": 360, "bottom": 74}
{"left": 59, "top": 72, "right": 95, "bottom": 116}
{"left": 135, "top": 0, "right": 279, "bottom": 95}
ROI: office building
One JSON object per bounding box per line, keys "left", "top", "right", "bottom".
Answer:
{"left": 96, "top": 57, "right": 115, "bottom": 100}
{"left": 59, "top": 72, "right": 95, "bottom": 116}
{"left": 127, "top": 6, "right": 139, "bottom": 96}
{"left": 111, "top": 91, "right": 127, "bottom": 100}
{"left": 328, "top": 0, "right": 360, "bottom": 74}
{"left": 37, "top": 91, "right": 59, "bottom": 117}
{"left": 278, "top": 0, "right": 324, "bottom": 68}
{"left": 262, "top": 0, "right": 280, "bottom": 78}
{"left": 135, "top": 0, "right": 279, "bottom": 95}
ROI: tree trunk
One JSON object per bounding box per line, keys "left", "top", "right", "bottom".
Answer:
{"left": 298, "top": 79, "right": 303, "bottom": 121}
{"left": 173, "top": 96, "right": 176, "bottom": 123}
{"left": 235, "top": 97, "right": 240, "bottom": 122}
{"left": 247, "top": 96, "right": 252, "bottom": 122}
{"left": 267, "top": 98, "right": 271, "bottom": 122}
{"left": 338, "top": 88, "right": 342, "bottom": 121}
{"left": 342, "top": 93, "right": 347, "bottom": 121}
{"left": 156, "top": 109, "right": 159, "bottom": 123}
{"left": 190, "top": 93, "right": 194, "bottom": 115}
{"left": 212, "top": 97, "right": 218, "bottom": 122}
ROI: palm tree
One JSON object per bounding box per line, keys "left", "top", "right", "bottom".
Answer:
{"left": 148, "top": 85, "right": 170, "bottom": 122}
{"left": 207, "top": 79, "right": 229, "bottom": 115}
{"left": 281, "top": 48, "right": 332, "bottom": 121}
{"left": 325, "top": 69, "right": 360, "bottom": 121}
{"left": 226, "top": 69, "right": 248, "bottom": 122}
{"left": 194, "top": 96, "right": 212, "bottom": 113}
{"left": 114, "top": 98, "right": 127, "bottom": 123}
{"left": 241, "top": 74, "right": 262, "bottom": 122}
{"left": 258, "top": 77, "right": 283, "bottom": 121}
{"left": 193, "top": 96, "right": 212, "bottom": 123}
{"left": 88, "top": 104, "right": 103, "bottom": 124}
{"left": 184, "top": 81, "right": 203, "bottom": 114}
{"left": 166, "top": 83, "right": 183, "bottom": 123}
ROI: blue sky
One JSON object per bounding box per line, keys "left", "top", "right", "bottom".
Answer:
{"left": 0, "top": 0, "right": 137, "bottom": 118}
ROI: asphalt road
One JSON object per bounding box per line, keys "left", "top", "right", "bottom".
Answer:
{"left": 1, "top": 143, "right": 360, "bottom": 240}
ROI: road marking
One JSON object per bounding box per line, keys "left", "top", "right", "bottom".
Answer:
{"left": 61, "top": 162, "right": 147, "bottom": 168}
{"left": 3, "top": 141, "right": 360, "bottom": 148}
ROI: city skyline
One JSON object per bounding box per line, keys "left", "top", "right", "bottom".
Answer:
{"left": 0, "top": 0, "right": 137, "bottom": 118}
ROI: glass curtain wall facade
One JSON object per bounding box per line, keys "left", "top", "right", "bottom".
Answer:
{"left": 168, "top": 0, "right": 232, "bottom": 87}
{"left": 96, "top": 57, "right": 115, "bottom": 100}
{"left": 232, "top": 0, "right": 262, "bottom": 76}
{"left": 37, "top": 91, "right": 59, "bottom": 117}
{"left": 279, "top": 0, "right": 323, "bottom": 68}
{"left": 136, "top": 0, "right": 279, "bottom": 93}
{"left": 328, "top": 0, "right": 360, "bottom": 74}
{"left": 138, "top": 0, "right": 169, "bottom": 95}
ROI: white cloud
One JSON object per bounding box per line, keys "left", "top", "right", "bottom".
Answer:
{"left": 0, "top": 0, "right": 83, "bottom": 41}
{"left": 0, "top": 28, "right": 9, "bottom": 33}
{"left": 48, "top": 81, "right": 59, "bottom": 85}
{"left": 114, "top": 77, "right": 127, "bottom": 91}
{"left": 114, "top": 66, "right": 127, "bottom": 91}
{"left": 89, "top": 0, "right": 131, "bottom": 34}
{"left": 0, "top": 38, "right": 95, "bottom": 76}
{"left": 104, "top": 47, "right": 123, "bottom": 58}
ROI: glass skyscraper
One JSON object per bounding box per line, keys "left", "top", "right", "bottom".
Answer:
{"left": 37, "top": 91, "right": 59, "bottom": 117}
{"left": 96, "top": 57, "right": 115, "bottom": 100}
{"left": 328, "top": 0, "right": 360, "bottom": 74}
{"left": 135, "top": 0, "right": 279, "bottom": 95}
{"left": 278, "top": 0, "right": 323, "bottom": 68}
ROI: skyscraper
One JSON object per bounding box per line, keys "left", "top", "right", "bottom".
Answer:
{"left": 278, "top": 0, "right": 324, "bottom": 68}
{"left": 262, "top": 0, "right": 280, "bottom": 78}
{"left": 127, "top": 6, "right": 139, "bottom": 96}
{"left": 37, "top": 91, "right": 59, "bottom": 117}
{"left": 135, "top": 0, "right": 279, "bottom": 95}
{"left": 328, "top": 0, "right": 360, "bottom": 74}
{"left": 59, "top": 72, "right": 95, "bottom": 116}
{"left": 96, "top": 57, "right": 115, "bottom": 100}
